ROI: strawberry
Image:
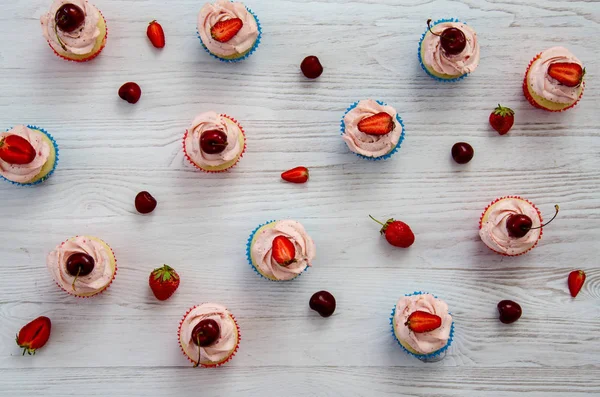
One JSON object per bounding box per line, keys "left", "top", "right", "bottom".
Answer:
{"left": 357, "top": 112, "right": 395, "bottom": 135}
{"left": 369, "top": 215, "right": 415, "bottom": 248}
{"left": 489, "top": 104, "right": 514, "bottom": 135}
{"left": 16, "top": 316, "right": 51, "bottom": 355}
{"left": 272, "top": 236, "right": 296, "bottom": 266}
{"left": 147, "top": 20, "right": 165, "bottom": 48}
{"left": 548, "top": 62, "right": 585, "bottom": 88}
{"left": 404, "top": 311, "right": 442, "bottom": 333}
{"left": 210, "top": 18, "right": 243, "bottom": 43}
{"left": 568, "top": 270, "right": 586, "bottom": 298}
{"left": 149, "top": 265, "right": 180, "bottom": 301}
{"left": 0, "top": 135, "right": 36, "bottom": 164}
{"left": 281, "top": 166, "right": 309, "bottom": 184}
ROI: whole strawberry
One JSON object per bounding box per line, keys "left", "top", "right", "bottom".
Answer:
{"left": 149, "top": 265, "right": 180, "bottom": 301}
{"left": 147, "top": 20, "right": 165, "bottom": 48}
{"left": 369, "top": 215, "right": 415, "bottom": 248}
{"left": 16, "top": 316, "right": 51, "bottom": 355}
{"left": 489, "top": 104, "right": 514, "bottom": 135}
{"left": 568, "top": 270, "right": 586, "bottom": 298}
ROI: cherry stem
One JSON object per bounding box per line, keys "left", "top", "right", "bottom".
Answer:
{"left": 369, "top": 215, "right": 384, "bottom": 226}
{"left": 54, "top": 23, "right": 67, "bottom": 51}
{"left": 427, "top": 19, "right": 443, "bottom": 39}
{"left": 71, "top": 266, "right": 81, "bottom": 291}
{"left": 193, "top": 335, "right": 201, "bottom": 368}
{"left": 528, "top": 205, "right": 559, "bottom": 230}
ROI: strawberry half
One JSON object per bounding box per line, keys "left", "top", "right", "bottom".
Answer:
{"left": 0, "top": 135, "right": 36, "bottom": 164}
{"left": 548, "top": 62, "right": 585, "bottom": 88}
{"left": 489, "top": 104, "right": 514, "bottom": 135}
{"left": 281, "top": 166, "right": 309, "bottom": 184}
{"left": 149, "top": 265, "right": 180, "bottom": 301}
{"left": 272, "top": 236, "right": 296, "bottom": 266}
{"left": 357, "top": 112, "right": 395, "bottom": 135}
{"left": 568, "top": 270, "right": 586, "bottom": 298}
{"left": 16, "top": 316, "right": 51, "bottom": 355}
{"left": 404, "top": 311, "right": 442, "bottom": 333}
{"left": 211, "top": 18, "right": 243, "bottom": 43}
{"left": 147, "top": 20, "right": 165, "bottom": 48}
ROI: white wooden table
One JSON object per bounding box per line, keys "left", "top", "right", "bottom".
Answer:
{"left": 1, "top": 0, "right": 599, "bottom": 396}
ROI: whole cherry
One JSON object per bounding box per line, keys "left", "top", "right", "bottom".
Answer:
{"left": 427, "top": 19, "right": 466, "bottom": 55}
{"left": 506, "top": 205, "right": 559, "bottom": 238}
{"left": 309, "top": 291, "right": 336, "bottom": 317}
{"left": 55, "top": 3, "right": 85, "bottom": 33}
{"left": 66, "top": 253, "right": 95, "bottom": 291}
{"left": 497, "top": 300, "right": 522, "bottom": 324}
{"left": 451, "top": 142, "right": 474, "bottom": 164}
{"left": 200, "top": 130, "right": 228, "bottom": 154}
{"left": 191, "top": 319, "right": 220, "bottom": 367}
{"left": 301, "top": 56, "right": 323, "bottom": 79}
{"left": 135, "top": 191, "right": 157, "bottom": 214}
{"left": 118, "top": 82, "right": 142, "bottom": 104}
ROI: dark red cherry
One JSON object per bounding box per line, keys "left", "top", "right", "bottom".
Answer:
{"left": 440, "top": 28, "right": 466, "bottom": 55}
{"left": 506, "top": 214, "right": 532, "bottom": 238}
{"left": 118, "top": 82, "right": 142, "bottom": 104}
{"left": 451, "top": 142, "right": 474, "bottom": 164}
{"left": 135, "top": 191, "right": 157, "bottom": 214}
{"left": 66, "top": 253, "right": 95, "bottom": 277}
{"left": 192, "top": 319, "right": 220, "bottom": 347}
{"left": 55, "top": 4, "right": 86, "bottom": 33}
{"left": 497, "top": 300, "right": 522, "bottom": 324}
{"left": 309, "top": 291, "right": 336, "bottom": 317}
{"left": 200, "top": 130, "right": 228, "bottom": 154}
{"left": 301, "top": 56, "right": 323, "bottom": 79}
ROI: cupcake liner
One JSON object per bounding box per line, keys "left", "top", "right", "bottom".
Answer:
{"left": 390, "top": 291, "right": 455, "bottom": 360}
{"left": 0, "top": 125, "right": 59, "bottom": 187}
{"left": 48, "top": 10, "right": 108, "bottom": 63}
{"left": 183, "top": 114, "right": 246, "bottom": 173}
{"left": 246, "top": 220, "right": 309, "bottom": 281}
{"left": 479, "top": 196, "right": 543, "bottom": 257}
{"left": 178, "top": 305, "right": 241, "bottom": 368}
{"left": 197, "top": 6, "right": 262, "bottom": 63}
{"left": 52, "top": 236, "right": 117, "bottom": 298}
{"left": 522, "top": 53, "right": 585, "bottom": 112}
{"left": 340, "top": 100, "right": 405, "bottom": 161}
{"left": 418, "top": 18, "right": 468, "bottom": 83}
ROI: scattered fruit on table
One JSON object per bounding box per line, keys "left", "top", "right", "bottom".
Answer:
{"left": 271, "top": 236, "right": 296, "bottom": 266}
{"left": 506, "top": 205, "right": 559, "bottom": 238}
{"left": 451, "top": 142, "right": 474, "bottom": 164}
{"left": 405, "top": 310, "right": 442, "bottom": 333}
{"left": 281, "top": 166, "right": 309, "bottom": 183}
{"left": 369, "top": 215, "right": 415, "bottom": 248}
{"left": 211, "top": 18, "right": 243, "bottom": 43}
{"left": 427, "top": 19, "right": 466, "bottom": 55}
{"left": 568, "top": 270, "right": 586, "bottom": 298}
{"left": 149, "top": 265, "right": 180, "bottom": 301}
{"left": 548, "top": 62, "right": 585, "bottom": 87}
{"left": 118, "top": 82, "right": 142, "bottom": 104}
{"left": 357, "top": 112, "right": 394, "bottom": 135}
{"left": 300, "top": 56, "right": 323, "bottom": 79}
{"left": 16, "top": 316, "right": 51, "bottom": 355}
{"left": 55, "top": 3, "right": 85, "bottom": 33}
{"left": 135, "top": 191, "right": 157, "bottom": 214}
{"left": 0, "top": 135, "right": 36, "bottom": 164}
{"left": 191, "top": 319, "right": 220, "bottom": 367}
{"left": 147, "top": 20, "right": 165, "bottom": 48}
{"left": 489, "top": 104, "right": 515, "bottom": 135}
{"left": 497, "top": 300, "right": 522, "bottom": 324}
{"left": 309, "top": 291, "right": 336, "bottom": 317}
{"left": 200, "top": 130, "right": 228, "bottom": 154}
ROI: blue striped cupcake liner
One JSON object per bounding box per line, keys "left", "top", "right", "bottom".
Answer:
{"left": 198, "top": 6, "right": 262, "bottom": 63}
{"left": 246, "top": 220, "right": 308, "bottom": 281}
{"left": 0, "top": 125, "right": 59, "bottom": 187}
{"left": 390, "top": 291, "right": 455, "bottom": 361}
{"left": 340, "top": 100, "right": 405, "bottom": 161}
{"left": 418, "top": 18, "right": 469, "bottom": 83}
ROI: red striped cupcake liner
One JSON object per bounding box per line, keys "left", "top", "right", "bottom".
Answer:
{"left": 522, "top": 53, "right": 585, "bottom": 112}
{"left": 479, "top": 196, "right": 543, "bottom": 257}
{"left": 48, "top": 10, "right": 108, "bottom": 63}
{"left": 178, "top": 305, "right": 241, "bottom": 368}
{"left": 182, "top": 114, "right": 247, "bottom": 174}
{"left": 52, "top": 236, "right": 117, "bottom": 298}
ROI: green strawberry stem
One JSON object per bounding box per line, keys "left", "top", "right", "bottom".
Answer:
{"left": 368, "top": 215, "right": 384, "bottom": 226}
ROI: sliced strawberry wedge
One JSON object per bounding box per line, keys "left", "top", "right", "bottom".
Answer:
{"left": 272, "top": 236, "right": 296, "bottom": 266}
{"left": 357, "top": 112, "right": 395, "bottom": 135}
{"left": 0, "top": 135, "right": 36, "bottom": 164}
{"left": 404, "top": 311, "right": 442, "bottom": 333}
{"left": 16, "top": 316, "right": 52, "bottom": 355}
{"left": 548, "top": 62, "right": 585, "bottom": 87}
{"left": 211, "top": 18, "right": 243, "bottom": 43}
{"left": 281, "top": 166, "right": 309, "bottom": 184}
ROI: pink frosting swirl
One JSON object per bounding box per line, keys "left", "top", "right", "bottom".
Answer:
{"left": 198, "top": 0, "right": 259, "bottom": 58}
{"left": 40, "top": 0, "right": 101, "bottom": 55}
{"left": 179, "top": 303, "right": 238, "bottom": 365}
{"left": 184, "top": 111, "right": 243, "bottom": 168}
{"left": 46, "top": 236, "right": 114, "bottom": 295}
{"left": 527, "top": 47, "right": 583, "bottom": 103}
{"left": 394, "top": 294, "right": 452, "bottom": 355}
{"left": 0, "top": 125, "right": 50, "bottom": 184}
{"left": 251, "top": 220, "right": 316, "bottom": 281}
{"left": 342, "top": 99, "right": 403, "bottom": 158}
{"left": 422, "top": 22, "right": 480, "bottom": 76}
{"left": 479, "top": 198, "right": 541, "bottom": 256}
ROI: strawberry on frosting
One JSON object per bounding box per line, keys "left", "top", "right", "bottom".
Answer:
{"left": 0, "top": 126, "right": 50, "bottom": 184}
{"left": 527, "top": 47, "right": 584, "bottom": 104}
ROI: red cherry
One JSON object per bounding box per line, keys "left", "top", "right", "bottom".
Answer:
{"left": 426, "top": 20, "right": 466, "bottom": 55}
{"left": 55, "top": 3, "right": 85, "bottom": 33}
{"left": 192, "top": 319, "right": 220, "bottom": 347}
{"left": 497, "top": 300, "right": 522, "bottom": 324}
{"left": 200, "top": 130, "right": 228, "bottom": 154}
{"left": 309, "top": 291, "right": 336, "bottom": 317}
{"left": 135, "top": 191, "right": 157, "bottom": 214}
{"left": 301, "top": 56, "right": 323, "bottom": 79}
{"left": 451, "top": 142, "right": 474, "bottom": 164}
{"left": 66, "top": 253, "right": 95, "bottom": 277}
{"left": 506, "top": 214, "right": 532, "bottom": 238}
{"left": 118, "top": 82, "right": 142, "bottom": 104}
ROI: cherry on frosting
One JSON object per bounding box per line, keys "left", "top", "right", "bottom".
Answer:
{"left": 55, "top": 4, "right": 86, "bottom": 33}
{"left": 427, "top": 19, "right": 467, "bottom": 55}
{"left": 66, "top": 253, "right": 95, "bottom": 277}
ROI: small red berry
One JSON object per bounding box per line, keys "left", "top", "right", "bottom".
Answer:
{"left": 118, "top": 82, "right": 142, "bottom": 104}
{"left": 369, "top": 215, "right": 415, "bottom": 248}
{"left": 147, "top": 20, "right": 165, "bottom": 48}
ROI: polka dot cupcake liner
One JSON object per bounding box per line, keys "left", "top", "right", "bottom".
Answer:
{"left": 48, "top": 10, "right": 108, "bottom": 63}
{"left": 418, "top": 18, "right": 469, "bottom": 83}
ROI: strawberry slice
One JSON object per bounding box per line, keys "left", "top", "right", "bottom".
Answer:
{"left": 272, "top": 236, "right": 296, "bottom": 266}
{"left": 281, "top": 166, "right": 309, "bottom": 184}
{"left": 211, "top": 18, "right": 243, "bottom": 43}
{"left": 404, "top": 311, "right": 442, "bottom": 333}
{"left": 16, "top": 316, "right": 52, "bottom": 355}
{"left": 548, "top": 62, "right": 585, "bottom": 87}
{"left": 147, "top": 20, "right": 165, "bottom": 49}
{"left": 0, "top": 135, "right": 36, "bottom": 164}
{"left": 568, "top": 270, "right": 586, "bottom": 298}
{"left": 357, "top": 112, "right": 395, "bottom": 135}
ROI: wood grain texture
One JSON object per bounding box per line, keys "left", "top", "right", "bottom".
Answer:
{"left": 1, "top": 0, "right": 599, "bottom": 395}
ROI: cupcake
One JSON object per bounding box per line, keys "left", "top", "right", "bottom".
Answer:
{"left": 197, "top": 0, "right": 261, "bottom": 62}
{"left": 178, "top": 303, "right": 240, "bottom": 367}
{"left": 523, "top": 47, "right": 585, "bottom": 112}
{"left": 183, "top": 112, "right": 246, "bottom": 173}
{"left": 247, "top": 220, "right": 315, "bottom": 281}
{"left": 0, "top": 125, "right": 59, "bottom": 186}
{"left": 391, "top": 292, "right": 454, "bottom": 361}
{"left": 418, "top": 18, "right": 480, "bottom": 82}
{"left": 40, "top": 0, "right": 107, "bottom": 62}
{"left": 46, "top": 236, "right": 117, "bottom": 297}
{"left": 341, "top": 99, "right": 405, "bottom": 160}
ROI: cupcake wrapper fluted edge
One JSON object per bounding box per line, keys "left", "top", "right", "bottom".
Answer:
{"left": 418, "top": 18, "right": 469, "bottom": 83}
{"left": 48, "top": 10, "right": 108, "bottom": 63}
